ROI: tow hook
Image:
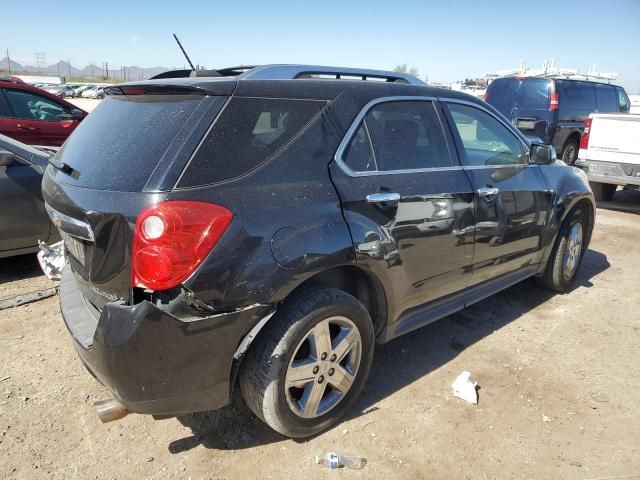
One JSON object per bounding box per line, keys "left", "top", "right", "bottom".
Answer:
{"left": 94, "top": 399, "right": 129, "bottom": 423}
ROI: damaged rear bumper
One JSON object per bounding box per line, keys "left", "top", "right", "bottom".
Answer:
{"left": 59, "top": 267, "right": 272, "bottom": 416}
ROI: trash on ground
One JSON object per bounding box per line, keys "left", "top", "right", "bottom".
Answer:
{"left": 0, "top": 287, "right": 58, "bottom": 311}
{"left": 452, "top": 371, "right": 479, "bottom": 404}
{"left": 542, "top": 414, "right": 552, "bottom": 423}
{"left": 37, "top": 240, "right": 65, "bottom": 280}
{"left": 315, "top": 452, "right": 367, "bottom": 470}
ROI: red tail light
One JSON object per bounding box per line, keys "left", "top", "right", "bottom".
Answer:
{"left": 549, "top": 92, "right": 559, "bottom": 111}
{"left": 580, "top": 118, "right": 592, "bottom": 150}
{"left": 132, "top": 201, "right": 232, "bottom": 290}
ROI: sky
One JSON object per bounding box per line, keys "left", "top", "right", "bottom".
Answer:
{"left": 3, "top": 0, "right": 640, "bottom": 92}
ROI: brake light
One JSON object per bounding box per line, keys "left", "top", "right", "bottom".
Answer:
{"left": 580, "top": 118, "right": 592, "bottom": 150}
{"left": 549, "top": 92, "right": 559, "bottom": 111}
{"left": 132, "top": 201, "right": 232, "bottom": 290}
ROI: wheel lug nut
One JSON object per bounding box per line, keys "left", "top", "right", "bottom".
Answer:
{"left": 313, "top": 366, "right": 319, "bottom": 374}
{"left": 328, "top": 368, "right": 335, "bottom": 376}
{"left": 318, "top": 375, "right": 324, "bottom": 384}
{"left": 321, "top": 352, "right": 328, "bottom": 361}
{"left": 330, "top": 354, "right": 337, "bottom": 362}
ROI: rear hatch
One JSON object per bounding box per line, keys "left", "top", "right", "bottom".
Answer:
{"left": 587, "top": 114, "right": 640, "bottom": 163}
{"left": 486, "top": 78, "right": 554, "bottom": 141}
{"left": 42, "top": 84, "right": 231, "bottom": 309}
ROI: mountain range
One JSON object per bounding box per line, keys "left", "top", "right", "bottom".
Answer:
{"left": 0, "top": 57, "right": 171, "bottom": 80}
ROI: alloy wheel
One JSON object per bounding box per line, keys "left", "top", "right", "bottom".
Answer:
{"left": 284, "top": 316, "right": 362, "bottom": 419}
{"left": 562, "top": 223, "right": 583, "bottom": 281}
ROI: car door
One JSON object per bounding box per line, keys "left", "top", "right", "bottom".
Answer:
{"left": 0, "top": 153, "right": 51, "bottom": 253}
{"left": 1, "top": 87, "right": 79, "bottom": 146}
{"left": 442, "top": 100, "right": 553, "bottom": 284}
{"left": 330, "top": 98, "right": 476, "bottom": 321}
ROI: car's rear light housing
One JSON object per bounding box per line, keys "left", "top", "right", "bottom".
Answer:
{"left": 132, "top": 201, "right": 232, "bottom": 291}
{"left": 580, "top": 118, "right": 592, "bottom": 150}
{"left": 549, "top": 92, "right": 559, "bottom": 111}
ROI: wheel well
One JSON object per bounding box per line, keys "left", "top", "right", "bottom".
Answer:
{"left": 291, "top": 266, "right": 388, "bottom": 337}
{"left": 571, "top": 198, "right": 595, "bottom": 246}
{"left": 563, "top": 132, "right": 581, "bottom": 150}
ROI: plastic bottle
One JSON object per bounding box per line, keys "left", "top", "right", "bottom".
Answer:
{"left": 315, "top": 452, "right": 367, "bottom": 470}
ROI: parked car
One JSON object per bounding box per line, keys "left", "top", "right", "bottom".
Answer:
{"left": 80, "top": 86, "right": 102, "bottom": 98}
{"left": 0, "top": 79, "right": 87, "bottom": 147}
{"left": 43, "top": 85, "right": 76, "bottom": 98}
{"left": 74, "top": 85, "right": 92, "bottom": 97}
{"left": 0, "top": 134, "right": 59, "bottom": 258}
{"left": 40, "top": 65, "right": 595, "bottom": 438}
{"left": 485, "top": 77, "right": 631, "bottom": 165}
{"left": 576, "top": 112, "right": 640, "bottom": 200}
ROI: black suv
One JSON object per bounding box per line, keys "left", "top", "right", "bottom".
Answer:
{"left": 485, "top": 77, "right": 631, "bottom": 165}
{"left": 39, "top": 65, "right": 595, "bottom": 438}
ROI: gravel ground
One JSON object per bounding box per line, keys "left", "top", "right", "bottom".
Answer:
{"left": 1, "top": 191, "right": 639, "bottom": 480}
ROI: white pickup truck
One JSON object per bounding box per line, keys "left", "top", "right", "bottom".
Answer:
{"left": 576, "top": 113, "right": 640, "bottom": 201}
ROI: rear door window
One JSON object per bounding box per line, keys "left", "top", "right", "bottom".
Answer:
{"left": 179, "top": 97, "right": 325, "bottom": 186}
{"left": 594, "top": 84, "right": 618, "bottom": 112}
{"left": 558, "top": 81, "right": 596, "bottom": 120}
{"left": 54, "top": 94, "right": 206, "bottom": 191}
{"left": 364, "top": 101, "right": 452, "bottom": 171}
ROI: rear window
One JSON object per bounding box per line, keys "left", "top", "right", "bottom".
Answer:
{"left": 485, "top": 78, "right": 550, "bottom": 117}
{"left": 55, "top": 94, "right": 205, "bottom": 191}
{"left": 178, "top": 97, "right": 325, "bottom": 187}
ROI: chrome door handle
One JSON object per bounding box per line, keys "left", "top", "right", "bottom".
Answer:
{"left": 366, "top": 192, "right": 401, "bottom": 205}
{"left": 477, "top": 186, "right": 499, "bottom": 197}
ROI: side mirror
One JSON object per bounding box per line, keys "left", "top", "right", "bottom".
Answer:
{"left": 0, "top": 151, "right": 28, "bottom": 167}
{"left": 71, "top": 108, "right": 84, "bottom": 120}
{"left": 529, "top": 143, "right": 556, "bottom": 165}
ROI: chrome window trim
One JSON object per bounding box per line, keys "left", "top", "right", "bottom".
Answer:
{"left": 334, "top": 96, "right": 464, "bottom": 177}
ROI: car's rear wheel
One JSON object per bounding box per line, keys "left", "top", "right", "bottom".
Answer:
{"left": 240, "top": 288, "right": 374, "bottom": 438}
{"left": 538, "top": 208, "right": 587, "bottom": 293}
{"left": 561, "top": 138, "right": 579, "bottom": 165}
{"left": 590, "top": 182, "right": 617, "bottom": 202}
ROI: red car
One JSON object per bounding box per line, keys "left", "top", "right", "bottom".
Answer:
{"left": 0, "top": 78, "right": 87, "bottom": 147}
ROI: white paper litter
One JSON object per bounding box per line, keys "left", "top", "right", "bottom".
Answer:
{"left": 452, "top": 370, "right": 478, "bottom": 404}
{"left": 37, "top": 240, "right": 65, "bottom": 280}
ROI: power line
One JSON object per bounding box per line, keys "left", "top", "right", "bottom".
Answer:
{"left": 34, "top": 52, "right": 46, "bottom": 74}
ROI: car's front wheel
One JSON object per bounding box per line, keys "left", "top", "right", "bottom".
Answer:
{"left": 240, "top": 288, "right": 374, "bottom": 438}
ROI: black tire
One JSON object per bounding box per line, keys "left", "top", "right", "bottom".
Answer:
{"left": 561, "top": 138, "right": 579, "bottom": 165}
{"left": 538, "top": 208, "right": 587, "bottom": 293}
{"left": 590, "top": 182, "right": 617, "bottom": 202}
{"left": 239, "top": 288, "right": 374, "bottom": 438}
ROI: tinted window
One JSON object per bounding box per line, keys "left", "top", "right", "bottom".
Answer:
{"left": 55, "top": 94, "right": 204, "bottom": 191}
{"left": 446, "top": 103, "right": 525, "bottom": 166}
{"left": 363, "top": 101, "right": 451, "bottom": 171}
{"left": 558, "top": 81, "right": 596, "bottom": 120}
{"left": 4, "top": 88, "right": 70, "bottom": 121}
{"left": 343, "top": 124, "right": 376, "bottom": 172}
{"left": 517, "top": 79, "right": 552, "bottom": 110}
{"left": 180, "top": 97, "right": 325, "bottom": 186}
{"left": 594, "top": 84, "right": 618, "bottom": 112}
{"left": 485, "top": 78, "right": 518, "bottom": 117}
{"left": 615, "top": 86, "right": 630, "bottom": 113}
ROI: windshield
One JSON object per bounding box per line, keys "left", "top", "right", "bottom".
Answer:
{"left": 486, "top": 78, "right": 551, "bottom": 117}
{"left": 54, "top": 94, "right": 205, "bottom": 191}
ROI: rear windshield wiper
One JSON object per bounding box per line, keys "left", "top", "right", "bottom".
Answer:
{"left": 48, "top": 157, "right": 80, "bottom": 179}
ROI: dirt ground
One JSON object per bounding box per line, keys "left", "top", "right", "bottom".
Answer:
{"left": 1, "top": 191, "right": 639, "bottom": 480}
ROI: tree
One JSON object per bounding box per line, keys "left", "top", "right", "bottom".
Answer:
{"left": 394, "top": 64, "right": 419, "bottom": 77}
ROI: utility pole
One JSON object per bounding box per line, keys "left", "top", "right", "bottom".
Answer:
{"left": 90, "top": 61, "right": 95, "bottom": 78}
{"left": 35, "top": 52, "right": 46, "bottom": 74}
{"left": 67, "top": 58, "right": 71, "bottom": 77}
{"left": 105, "top": 61, "right": 109, "bottom": 79}
{"left": 6, "top": 49, "right": 10, "bottom": 74}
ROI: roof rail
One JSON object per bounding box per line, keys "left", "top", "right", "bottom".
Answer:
{"left": 150, "top": 64, "right": 425, "bottom": 85}
{"left": 238, "top": 64, "right": 425, "bottom": 85}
